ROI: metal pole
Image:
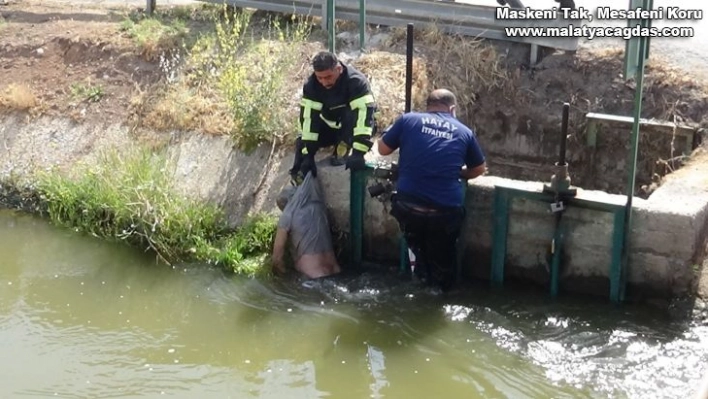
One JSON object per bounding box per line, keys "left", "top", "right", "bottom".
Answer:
{"left": 559, "top": 103, "right": 569, "bottom": 165}
{"left": 146, "top": 0, "right": 156, "bottom": 14}
{"left": 397, "top": 22, "right": 414, "bottom": 274}
{"left": 327, "top": 0, "right": 335, "bottom": 53}
{"left": 405, "top": 23, "right": 414, "bottom": 113}
{"left": 359, "top": 0, "right": 366, "bottom": 51}
{"left": 619, "top": 14, "right": 650, "bottom": 303}
{"left": 350, "top": 169, "right": 365, "bottom": 268}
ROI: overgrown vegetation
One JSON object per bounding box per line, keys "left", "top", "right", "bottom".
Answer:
{"left": 120, "top": 10, "right": 190, "bottom": 61}
{"left": 132, "top": 5, "right": 312, "bottom": 152}
{"left": 36, "top": 147, "right": 277, "bottom": 277}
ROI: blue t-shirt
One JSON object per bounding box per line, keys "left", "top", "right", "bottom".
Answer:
{"left": 381, "top": 112, "right": 485, "bottom": 208}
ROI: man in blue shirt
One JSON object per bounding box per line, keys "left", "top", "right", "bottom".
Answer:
{"left": 377, "top": 89, "right": 487, "bottom": 292}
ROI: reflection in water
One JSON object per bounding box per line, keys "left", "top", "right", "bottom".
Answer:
{"left": 0, "top": 209, "right": 706, "bottom": 399}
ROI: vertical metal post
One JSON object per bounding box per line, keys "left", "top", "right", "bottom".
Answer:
{"left": 399, "top": 237, "right": 408, "bottom": 274}
{"left": 146, "top": 0, "right": 156, "bottom": 15}
{"left": 327, "top": 0, "right": 335, "bottom": 53}
{"left": 620, "top": 8, "right": 650, "bottom": 303}
{"left": 405, "top": 23, "right": 414, "bottom": 113}
{"left": 490, "top": 188, "right": 510, "bottom": 286}
{"left": 550, "top": 225, "right": 563, "bottom": 297}
{"left": 359, "top": 0, "right": 366, "bottom": 51}
{"left": 559, "top": 103, "right": 569, "bottom": 165}
{"left": 610, "top": 208, "right": 627, "bottom": 302}
{"left": 350, "top": 170, "right": 365, "bottom": 268}
{"left": 397, "top": 22, "right": 415, "bottom": 272}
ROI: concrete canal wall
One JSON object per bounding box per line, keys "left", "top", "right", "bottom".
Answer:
{"left": 1, "top": 114, "right": 707, "bottom": 301}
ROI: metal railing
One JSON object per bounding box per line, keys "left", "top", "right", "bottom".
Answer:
{"left": 147, "top": 0, "right": 579, "bottom": 52}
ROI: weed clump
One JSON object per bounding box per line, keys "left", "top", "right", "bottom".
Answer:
{"left": 120, "top": 11, "right": 189, "bottom": 61}
{"left": 36, "top": 147, "right": 277, "bottom": 276}
{"left": 0, "top": 83, "right": 38, "bottom": 111}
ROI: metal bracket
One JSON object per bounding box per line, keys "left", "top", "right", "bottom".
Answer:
{"left": 550, "top": 201, "right": 565, "bottom": 213}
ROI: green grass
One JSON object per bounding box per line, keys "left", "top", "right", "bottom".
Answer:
{"left": 119, "top": 8, "right": 191, "bottom": 60}
{"left": 70, "top": 81, "right": 104, "bottom": 103}
{"left": 36, "top": 146, "right": 277, "bottom": 277}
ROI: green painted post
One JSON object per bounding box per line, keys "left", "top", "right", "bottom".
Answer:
{"left": 490, "top": 188, "right": 510, "bottom": 286}
{"left": 610, "top": 208, "right": 627, "bottom": 302}
{"left": 399, "top": 236, "right": 408, "bottom": 274}
{"left": 550, "top": 225, "right": 563, "bottom": 297}
{"left": 327, "top": 0, "right": 335, "bottom": 53}
{"left": 620, "top": 8, "right": 650, "bottom": 303}
{"left": 349, "top": 169, "right": 365, "bottom": 268}
{"left": 455, "top": 180, "right": 468, "bottom": 281}
{"left": 359, "top": 0, "right": 366, "bottom": 51}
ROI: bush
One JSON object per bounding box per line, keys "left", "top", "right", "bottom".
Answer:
{"left": 36, "top": 146, "right": 277, "bottom": 276}
{"left": 188, "top": 7, "right": 311, "bottom": 152}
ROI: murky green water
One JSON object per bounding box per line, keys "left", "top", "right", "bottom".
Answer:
{"left": 1, "top": 209, "right": 706, "bottom": 399}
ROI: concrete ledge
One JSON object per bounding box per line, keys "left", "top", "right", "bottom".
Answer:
{"left": 317, "top": 155, "right": 708, "bottom": 299}
{"left": 2, "top": 114, "right": 706, "bottom": 300}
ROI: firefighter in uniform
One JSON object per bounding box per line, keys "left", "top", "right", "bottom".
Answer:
{"left": 290, "top": 51, "right": 377, "bottom": 183}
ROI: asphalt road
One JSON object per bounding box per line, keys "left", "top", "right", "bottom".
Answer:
{"left": 36, "top": 0, "right": 708, "bottom": 81}
{"left": 464, "top": 0, "right": 708, "bottom": 80}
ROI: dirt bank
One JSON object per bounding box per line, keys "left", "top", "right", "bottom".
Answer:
{"left": 3, "top": 0, "right": 708, "bottom": 200}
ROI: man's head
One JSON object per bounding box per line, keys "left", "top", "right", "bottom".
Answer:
{"left": 426, "top": 89, "right": 457, "bottom": 117}
{"left": 277, "top": 186, "right": 296, "bottom": 211}
{"left": 312, "top": 51, "right": 343, "bottom": 89}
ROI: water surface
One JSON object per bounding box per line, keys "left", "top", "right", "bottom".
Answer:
{"left": 0, "top": 209, "right": 706, "bottom": 398}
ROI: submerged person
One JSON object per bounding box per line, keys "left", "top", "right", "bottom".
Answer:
{"left": 271, "top": 172, "right": 342, "bottom": 279}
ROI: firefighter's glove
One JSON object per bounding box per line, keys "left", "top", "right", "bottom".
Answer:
{"left": 300, "top": 154, "right": 317, "bottom": 178}
{"left": 345, "top": 151, "right": 367, "bottom": 172}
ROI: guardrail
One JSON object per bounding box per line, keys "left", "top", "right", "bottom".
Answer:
{"left": 146, "top": 0, "right": 579, "bottom": 52}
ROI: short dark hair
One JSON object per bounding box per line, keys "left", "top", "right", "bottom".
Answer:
{"left": 312, "top": 51, "right": 339, "bottom": 72}
{"left": 426, "top": 89, "right": 457, "bottom": 108}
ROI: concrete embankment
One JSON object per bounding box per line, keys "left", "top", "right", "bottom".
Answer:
{"left": 2, "top": 114, "right": 708, "bottom": 304}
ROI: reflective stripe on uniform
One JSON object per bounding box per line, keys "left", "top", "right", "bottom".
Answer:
{"left": 301, "top": 98, "right": 323, "bottom": 111}
{"left": 352, "top": 142, "right": 369, "bottom": 152}
{"left": 349, "top": 94, "right": 375, "bottom": 110}
{"left": 319, "top": 114, "right": 341, "bottom": 129}
{"left": 300, "top": 98, "right": 323, "bottom": 142}
{"left": 350, "top": 94, "right": 375, "bottom": 137}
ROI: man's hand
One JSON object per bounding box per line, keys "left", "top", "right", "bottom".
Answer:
{"left": 345, "top": 151, "right": 367, "bottom": 171}
{"left": 272, "top": 258, "right": 286, "bottom": 276}
{"left": 300, "top": 155, "right": 317, "bottom": 178}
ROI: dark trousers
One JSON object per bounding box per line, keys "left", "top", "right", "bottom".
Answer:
{"left": 390, "top": 194, "right": 465, "bottom": 291}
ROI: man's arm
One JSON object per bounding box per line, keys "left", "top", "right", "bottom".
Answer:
{"left": 460, "top": 163, "right": 487, "bottom": 180}
{"left": 376, "top": 115, "right": 405, "bottom": 156}
{"left": 377, "top": 139, "right": 395, "bottom": 156}
{"left": 461, "top": 128, "right": 487, "bottom": 180}
{"left": 348, "top": 76, "right": 376, "bottom": 155}
{"left": 300, "top": 80, "right": 323, "bottom": 156}
{"left": 271, "top": 228, "right": 289, "bottom": 275}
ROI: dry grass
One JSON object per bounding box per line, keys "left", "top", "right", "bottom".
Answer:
{"left": 383, "top": 23, "right": 516, "bottom": 120}
{"left": 353, "top": 51, "right": 429, "bottom": 129}
{"left": 0, "top": 83, "right": 39, "bottom": 111}
{"left": 131, "top": 82, "right": 234, "bottom": 135}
